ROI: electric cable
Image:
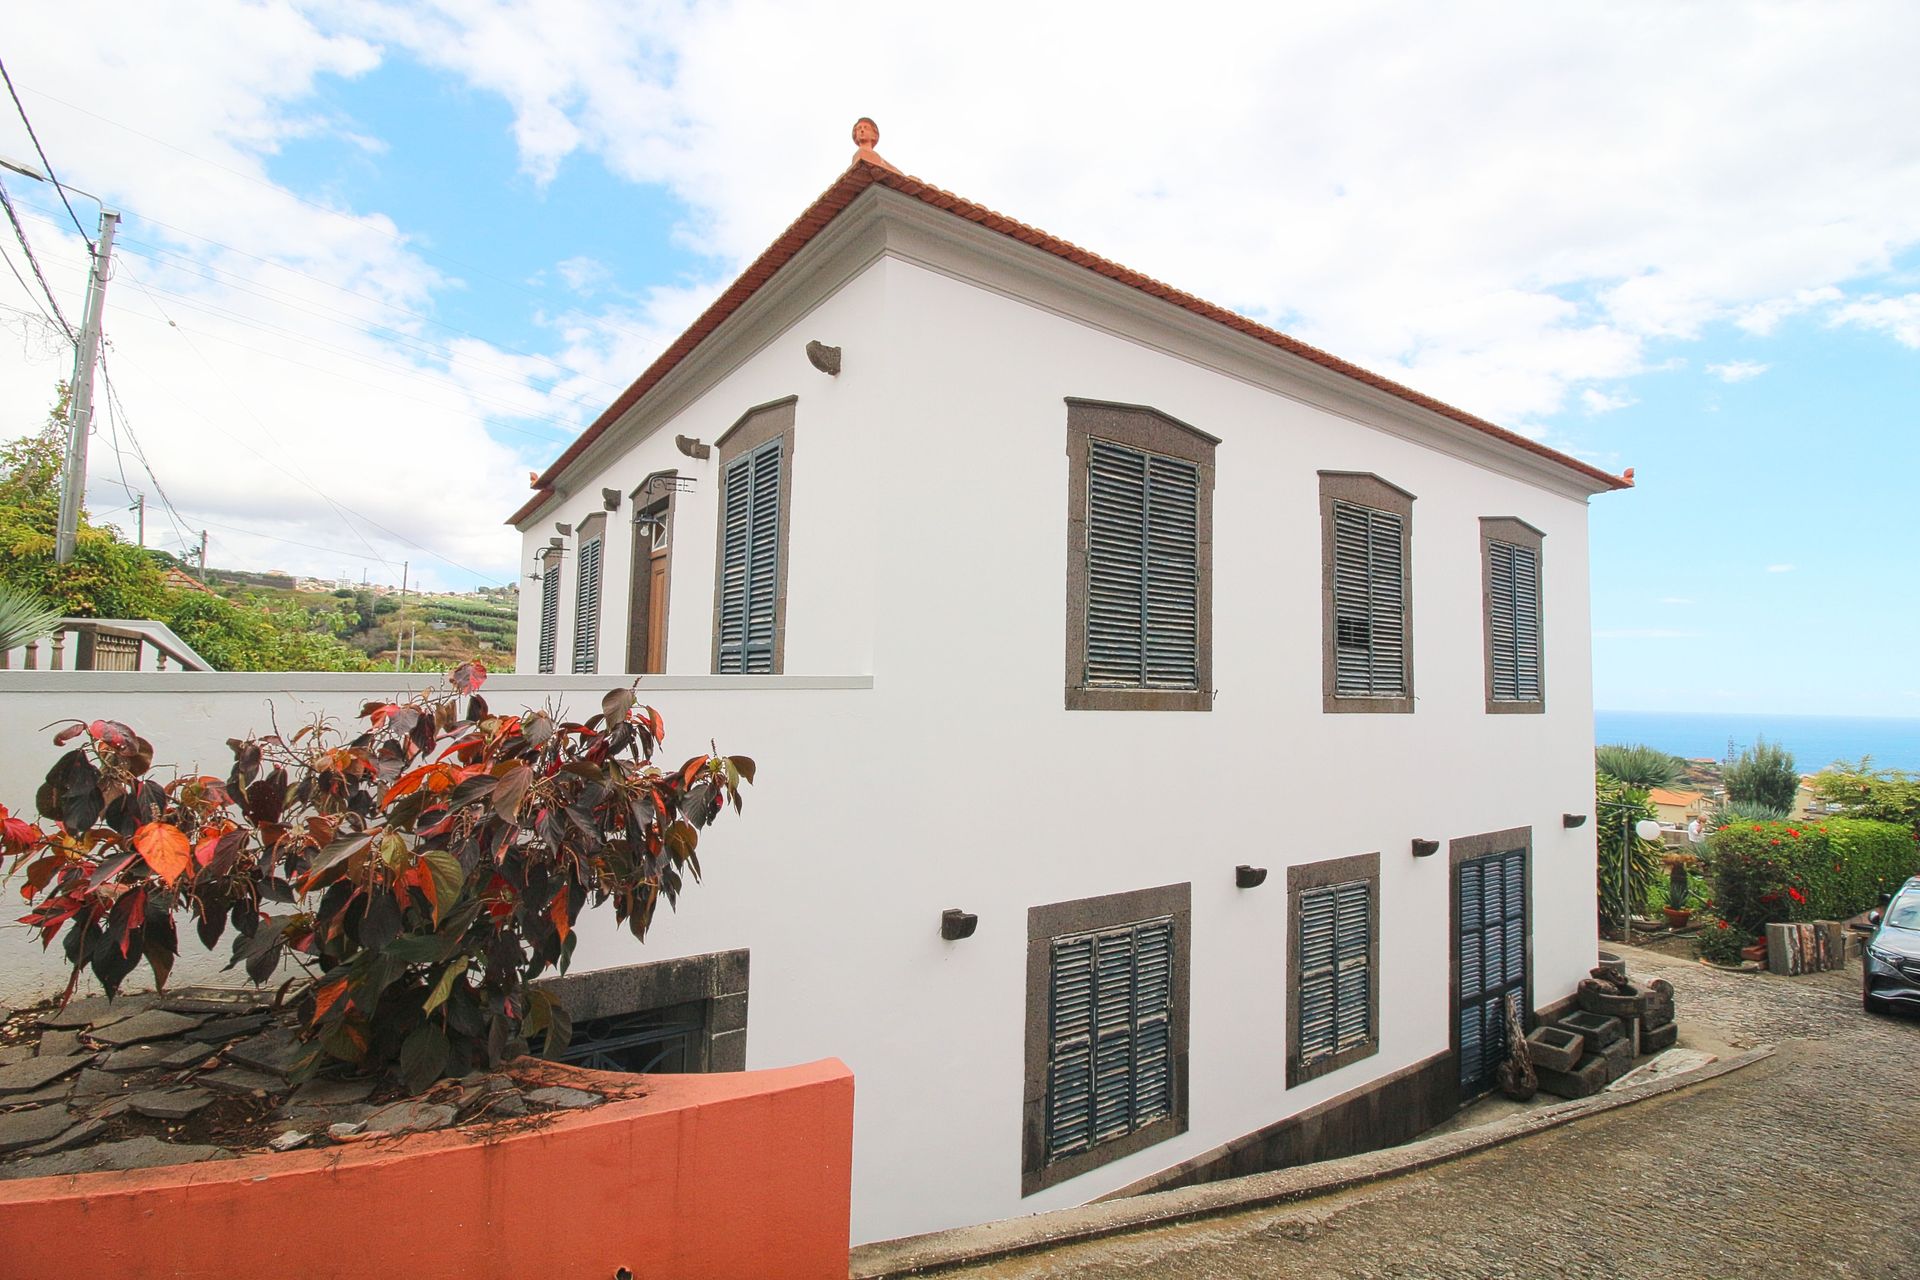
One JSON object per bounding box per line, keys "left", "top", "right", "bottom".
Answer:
{"left": 0, "top": 57, "right": 93, "bottom": 251}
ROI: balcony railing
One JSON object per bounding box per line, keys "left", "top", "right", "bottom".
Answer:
{"left": 1, "top": 618, "right": 211, "bottom": 672}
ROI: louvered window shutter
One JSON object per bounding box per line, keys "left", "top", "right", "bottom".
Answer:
{"left": 1488, "top": 540, "right": 1540, "bottom": 701}
{"left": 537, "top": 562, "right": 560, "bottom": 674}
{"left": 1045, "top": 917, "right": 1175, "bottom": 1162}
{"left": 717, "top": 439, "right": 781, "bottom": 674}
{"left": 1086, "top": 439, "right": 1199, "bottom": 690}
{"left": 1298, "top": 881, "right": 1372, "bottom": 1068}
{"left": 571, "top": 537, "right": 602, "bottom": 674}
{"left": 1331, "top": 501, "right": 1406, "bottom": 697}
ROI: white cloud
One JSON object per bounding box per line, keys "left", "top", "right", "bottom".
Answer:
{"left": 1580, "top": 387, "right": 1637, "bottom": 415}
{"left": 1829, "top": 293, "right": 1920, "bottom": 348}
{"left": 1766, "top": 563, "right": 1795, "bottom": 573}
{"left": 555, "top": 256, "right": 612, "bottom": 295}
{"left": 1735, "top": 285, "right": 1844, "bottom": 336}
{"left": 1706, "top": 359, "right": 1770, "bottom": 382}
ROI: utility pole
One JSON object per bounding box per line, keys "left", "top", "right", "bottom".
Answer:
{"left": 395, "top": 560, "right": 408, "bottom": 671}
{"left": 133, "top": 492, "right": 144, "bottom": 547}
{"left": 54, "top": 207, "right": 120, "bottom": 564}
{"left": 198, "top": 530, "right": 208, "bottom": 581}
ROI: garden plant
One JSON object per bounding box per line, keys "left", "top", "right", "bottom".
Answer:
{"left": 1, "top": 663, "right": 753, "bottom": 1092}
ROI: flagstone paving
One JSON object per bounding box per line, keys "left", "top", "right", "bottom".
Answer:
{"left": 941, "top": 946, "right": 1919, "bottom": 1279}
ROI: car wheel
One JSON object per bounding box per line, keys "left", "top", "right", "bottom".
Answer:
{"left": 1865, "top": 991, "right": 1891, "bottom": 1015}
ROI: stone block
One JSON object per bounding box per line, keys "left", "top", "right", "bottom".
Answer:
{"left": 0, "top": 1053, "right": 87, "bottom": 1096}
{"left": 525, "top": 1086, "right": 601, "bottom": 1110}
{"left": 1525, "top": 1026, "right": 1584, "bottom": 1073}
{"left": 1641, "top": 979, "right": 1675, "bottom": 1030}
{"left": 1598, "top": 1036, "right": 1635, "bottom": 1082}
{"left": 0, "top": 1105, "right": 81, "bottom": 1154}
{"left": 128, "top": 1088, "right": 213, "bottom": 1120}
{"left": 1576, "top": 980, "right": 1645, "bottom": 1022}
{"left": 1640, "top": 1020, "right": 1680, "bottom": 1053}
{"left": 1557, "top": 1011, "right": 1625, "bottom": 1050}
{"left": 38, "top": 994, "right": 155, "bottom": 1031}
{"left": 1537, "top": 1053, "right": 1611, "bottom": 1099}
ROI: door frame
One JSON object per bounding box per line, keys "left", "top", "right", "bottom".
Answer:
{"left": 626, "top": 470, "right": 679, "bottom": 673}
{"left": 1447, "top": 826, "right": 1534, "bottom": 1103}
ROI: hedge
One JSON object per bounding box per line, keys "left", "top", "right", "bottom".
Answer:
{"left": 1703, "top": 817, "right": 1919, "bottom": 935}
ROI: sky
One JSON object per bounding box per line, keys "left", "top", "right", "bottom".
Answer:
{"left": 0, "top": 1, "right": 1916, "bottom": 715}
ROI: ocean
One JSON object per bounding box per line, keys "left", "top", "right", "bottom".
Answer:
{"left": 1593, "top": 710, "right": 1920, "bottom": 773}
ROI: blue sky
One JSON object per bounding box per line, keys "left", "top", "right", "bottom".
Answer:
{"left": 1, "top": 2, "right": 1916, "bottom": 715}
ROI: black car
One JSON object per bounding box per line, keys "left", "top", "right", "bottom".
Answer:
{"left": 1863, "top": 876, "right": 1920, "bottom": 1014}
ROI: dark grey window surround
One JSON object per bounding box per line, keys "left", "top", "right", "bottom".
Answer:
{"left": 1319, "top": 472, "right": 1416, "bottom": 714}
{"left": 1024, "top": 882, "right": 1191, "bottom": 1196}
{"left": 1287, "top": 852, "right": 1381, "bottom": 1088}
{"left": 1448, "top": 827, "right": 1533, "bottom": 1099}
{"left": 711, "top": 396, "right": 796, "bottom": 675}
{"left": 535, "top": 948, "right": 749, "bottom": 1073}
{"left": 1481, "top": 517, "right": 1545, "bottom": 714}
{"left": 626, "top": 469, "right": 680, "bottom": 674}
{"left": 536, "top": 547, "right": 561, "bottom": 675}
{"left": 571, "top": 513, "right": 606, "bottom": 675}
{"left": 1064, "top": 399, "right": 1217, "bottom": 713}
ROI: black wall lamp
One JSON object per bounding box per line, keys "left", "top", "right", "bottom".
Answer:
{"left": 1563, "top": 813, "right": 1590, "bottom": 828}
{"left": 1235, "top": 865, "right": 1268, "bottom": 889}
{"left": 805, "top": 340, "right": 842, "bottom": 376}
{"left": 940, "top": 909, "right": 978, "bottom": 941}
{"left": 1411, "top": 838, "right": 1440, "bottom": 858}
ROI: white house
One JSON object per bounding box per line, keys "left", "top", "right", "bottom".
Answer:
{"left": 499, "top": 119, "right": 1628, "bottom": 1245}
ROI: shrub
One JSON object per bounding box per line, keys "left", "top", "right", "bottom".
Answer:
{"left": 1703, "top": 817, "right": 1918, "bottom": 935}
{"left": 3, "top": 664, "right": 754, "bottom": 1092}
{"left": 1723, "top": 736, "right": 1799, "bottom": 813}
{"left": 1811, "top": 759, "right": 1920, "bottom": 836}
{"left": 1595, "top": 743, "right": 1684, "bottom": 790}
{"left": 1596, "top": 774, "right": 1661, "bottom": 932}
{"left": 1694, "top": 916, "right": 1751, "bottom": 965}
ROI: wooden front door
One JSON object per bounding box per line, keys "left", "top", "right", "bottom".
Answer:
{"left": 646, "top": 550, "right": 668, "bottom": 672}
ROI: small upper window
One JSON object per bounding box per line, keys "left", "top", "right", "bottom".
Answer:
{"left": 711, "top": 398, "right": 796, "bottom": 675}
{"left": 1319, "top": 473, "right": 1415, "bottom": 714}
{"left": 1482, "top": 518, "right": 1544, "bottom": 713}
{"left": 1065, "top": 400, "right": 1217, "bottom": 713}
{"left": 571, "top": 516, "right": 605, "bottom": 675}
{"left": 537, "top": 547, "right": 561, "bottom": 675}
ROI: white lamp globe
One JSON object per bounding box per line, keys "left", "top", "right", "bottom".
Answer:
{"left": 1634, "top": 819, "right": 1662, "bottom": 842}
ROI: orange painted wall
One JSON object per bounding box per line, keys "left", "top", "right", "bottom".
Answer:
{"left": 0, "top": 1058, "right": 853, "bottom": 1280}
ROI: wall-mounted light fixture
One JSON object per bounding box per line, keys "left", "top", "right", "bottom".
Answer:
{"left": 1562, "top": 813, "right": 1589, "bottom": 828}
{"left": 674, "top": 434, "right": 711, "bottom": 461}
{"left": 1411, "top": 838, "right": 1440, "bottom": 858}
{"left": 940, "top": 909, "right": 978, "bottom": 941}
{"left": 805, "top": 340, "right": 842, "bottom": 376}
{"left": 601, "top": 487, "right": 621, "bottom": 511}
{"left": 1235, "top": 865, "right": 1268, "bottom": 889}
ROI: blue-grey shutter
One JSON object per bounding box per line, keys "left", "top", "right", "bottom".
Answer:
{"left": 1086, "top": 439, "right": 1199, "bottom": 690}
{"left": 1332, "top": 501, "right": 1406, "bottom": 697}
{"left": 717, "top": 438, "right": 781, "bottom": 674}
{"left": 1503, "top": 852, "right": 1526, "bottom": 985}
{"left": 1334, "top": 882, "right": 1371, "bottom": 1051}
{"left": 1488, "top": 540, "right": 1540, "bottom": 701}
{"left": 537, "top": 561, "right": 560, "bottom": 675}
{"left": 1297, "top": 887, "right": 1337, "bottom": 1063}
{"left": 1457, "top": 860, "right": 1485, "bottom": 1088}
{"left": 1046, "top": 916, "right": 1176, "bottom": 1162}
{"left": 571, "top": 536, "right": 602, "bottom": 674}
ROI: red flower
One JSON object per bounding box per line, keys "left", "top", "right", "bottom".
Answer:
{"left": 1788, "top": 887, "right": 1805, "bottom": 903}
{"left": 1769, "top": 838, "right": 1781, "bottom": 846}
{"left": 1751, "top": 824, "right": 1765, "bottom": 832}
{"left": 1786, "top": 828, "right": 1800, "bottom": 838}
{"left": 1717, "top": 920, "right": 1729, "bottom": 929}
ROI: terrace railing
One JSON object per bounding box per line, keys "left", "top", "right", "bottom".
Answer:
{"left": 1, "top": 618, "right": 211, "bottom": 672}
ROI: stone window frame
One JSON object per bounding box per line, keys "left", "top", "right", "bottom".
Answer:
{"left": 710, "top": 396, "right": 797, "bottom": 675}
{"left": 1286, "top": 852, "right": 1381, "bottom": 1089}
{"left": 536, "top": 545, "right": 562, "bottom": 675}
{"left": 626, "top": 469, "right": 681, "bottom": 674}
{"left": 1447, "top": 826, "right": 1534, "bottom": 1096}
{"left": 1023, "top": 881, "right": 1192, "bottom": 1196}
{"left": 534, "top": 948, "right": 749, "bottom": 1073}
{"left": 571, "top": 512, "right": 607, "bottom": 675}
{"left": 1319, "top": 472, "right": 1416, "bottom": 714}
{"left": 1063, "top": 398, "right": 1217, "bottom": 713}
{"left": 1480, "top": 517, "right": 1545, "bottom": 714}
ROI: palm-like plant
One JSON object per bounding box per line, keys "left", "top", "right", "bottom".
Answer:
{"left": 1595, "top": 742, "right": 1685, "bottom": 790}
{"left": 0, "top": 585, "right": 61, "bottom": 652}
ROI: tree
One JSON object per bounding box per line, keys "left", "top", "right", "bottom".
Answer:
{"left": 1812, "top": 759, "right": 1920, "bottom": 836}
{"left": 1595, "top": 743, "right": 1684, "bottom": 790}
{"left": 1724, "top": 736, "right": 1799, "bottom": 813}
{"left": 5, "top": 667, "right": 755, "bottom": 1091}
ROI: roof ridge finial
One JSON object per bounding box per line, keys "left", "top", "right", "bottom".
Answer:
{"left": 851, "top": 117, "right": 900, "bottom": 174}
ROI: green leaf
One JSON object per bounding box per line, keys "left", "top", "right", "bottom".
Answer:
{"left": 422, "top": 850, "right": 465, "bottom": 919}
{"left": 523, "top": 987, "right": 551, "bottom": 1039}
{"left": 727, "top": 755, "right": 756, "bottom": 785}
{"left": 542, "top": 998, "right": 574, "bottom": 1060}
{"left": 399, "top": 1022, "right": 451, "bottom": 1093}
{"left": 422, "top": 960, "right": 465, "bottom": 1014}
{"left": 601, "top": 687, "right": 635, "bottom": 725}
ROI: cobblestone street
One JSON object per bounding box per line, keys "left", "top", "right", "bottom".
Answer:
{"left": 943, "top": 945, "right": 1920, "bottom": 1279}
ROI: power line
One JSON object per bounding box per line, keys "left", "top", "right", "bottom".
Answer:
{"left": 0, "top": 57, "right": 92, "bottom": 251}
{"left": 98, "top": 356, "right": 193, "bottom": 558}
{"left": 0, "top": 239, "right": 59, "bottom": 331}
{"left": 0, "top": 176, "right": 74, "bottom": 338}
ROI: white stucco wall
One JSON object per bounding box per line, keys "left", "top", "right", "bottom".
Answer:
{"left": 0, "top": 205, "right": 1604, "bottom": 1246}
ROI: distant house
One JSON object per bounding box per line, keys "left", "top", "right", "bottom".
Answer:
{"left": 161, "top": 566, "right": 216, "bottom": 597}
{"left": 1647, "top": 787, "right": 1711, "bottom": 827}
{"left": 506, "top": 121, "right": 1629, "bottom": 1245}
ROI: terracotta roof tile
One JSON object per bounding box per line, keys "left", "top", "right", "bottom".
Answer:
{"left": 509, "top": 157, "right": 1629, "bottom": 526}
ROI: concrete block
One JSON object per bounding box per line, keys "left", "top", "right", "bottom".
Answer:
{"left": 1640, "top": 979, "right": 1675, "bottom": 1030}
{"left": 1557, "top": 1011, "right": 1624, "bottom": 1050}
{"left": 1598, "top": 1036, "right": 1635, "bottom": 1082}
{"left": 1525, "top": 1026, "right": 1583, "bottom": 1073}
{"left": 1537, "top": 1053, "right": 1611, "bottom": 1099}
{"left": 1575, "top": 981, "right": 1644, "bottom": 1023}
{"left": 1640, "top": 1021, "right": 1680, "bottom": 1054}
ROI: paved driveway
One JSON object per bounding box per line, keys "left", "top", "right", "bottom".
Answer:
{"left": 942, "top": 945, "right": 1919, "bottom": 1279}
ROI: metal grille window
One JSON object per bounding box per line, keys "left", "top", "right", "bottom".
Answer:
{"left": 1086, "top": 439, "right": 1200, "bottom": 690}
{"left": 537, "top": 556, "right": 560, "bottom": 675}
{"left": 571, "top": 535, "right": 603, "bottom": 674}
{"left": 1045, "top": 916, "right": 1175, "bottom": 1163}
{"left": 1330, "top": 501, "right": 1407, "bottom": 698}
{"left": 716, "top": 437, "right": 782, "bottom": 674}
{"left": 1297, "top": 880, "right": 1372, "bottom": 1069}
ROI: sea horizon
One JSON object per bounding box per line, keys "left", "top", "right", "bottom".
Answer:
{"left": 1594, "top": 709, "right": 1920, "bottom": 773}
